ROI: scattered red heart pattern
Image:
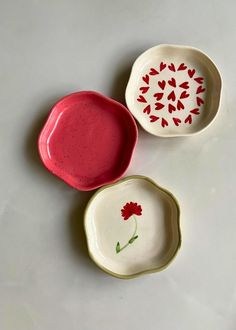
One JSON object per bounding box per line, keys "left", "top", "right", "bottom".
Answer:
{"left": 137, "top": 62, "right": 205, "bottom": 127}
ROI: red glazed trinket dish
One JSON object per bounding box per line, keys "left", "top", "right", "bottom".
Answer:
{"left": 38, "top": 91, "right": 138, "bottom": 191}
{"left": 126, "top": 44, "right": 222, "bottom": 137}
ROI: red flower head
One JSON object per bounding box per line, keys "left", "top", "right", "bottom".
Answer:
{"left": 121, "top": 202, "right": 142, "bottom": 220}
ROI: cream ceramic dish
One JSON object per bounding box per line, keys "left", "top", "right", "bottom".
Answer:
{"left": 84, "top": 176, "right": 181, "bottom": 279}
{"left": 126, "top": 44, "right": 222, "bottom": 137}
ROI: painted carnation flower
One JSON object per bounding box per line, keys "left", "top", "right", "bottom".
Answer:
{"left": 121, "top": 202, "right": 142, "bottom": 220}
{"left": 116, "top": 202, "right": 143, "bottom": 253}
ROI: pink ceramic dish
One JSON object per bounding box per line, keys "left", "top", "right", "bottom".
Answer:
{"left": 38, "top": 91, "right": 138, "bottom": 191}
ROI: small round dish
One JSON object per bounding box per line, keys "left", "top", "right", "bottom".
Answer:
{"left": 84, "top": 175, "right": 181, "bottom": 279}
{"left": 38, "top": 91, "right": 138, "bottom": 191}
{"left": 126, "top": 44, "right": 222, "bottom": 137}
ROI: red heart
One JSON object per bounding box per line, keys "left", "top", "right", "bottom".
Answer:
{"left": 168, "top": 63, "right": 176, "bottom": 72}
{"left": 167, "top": 90, "right": 176, "bottom": 101}
{"left": 143, "top": 105, "right": 151, "bottom": 114}
{"left": 196, "top": 86, "right": 205, "bottom": 94}
{"left": 173, "top": 117, "right": 181, "bottom": 126}
{"left": 158, "top": 80, "right": 166, "bottom": 90}
{"left": 168, "top": 78, "right": 176, "bottom": 87}
{"left": 155, "top": 102, "right": 165, "bottom": 110}
{"left": 160, "top": 62, "right": 166, "bottom": 71}
{"left": 194, "top": 77, "right": 204, "bottom": 84}
{"left": 179, "top": 81, "right": 189, "bottom": 89}
{"left": 161, "top": 118, "right": 168, "bottom": 127}
{"left": 142, "top": 75, "right": 149, "bottom": 85}
{"left": 196, "top": 97, "right": 204, "bottom": 106}
{"left": 188, "top": 69, "right": 195, "bottom": 78}
{"left": 150, "top": 115, "right": 159, "bottom": 122}
{"left": 177, "top": 100, "right": 184, "bottom": 110}
{"left": 178, "top": 63, "right": 187, "bottom": 71}
{"left": 190, "top": 108, "right": 200, "bottom": 115}
{"left": 149, "top": 68, "right": 159, "bottom": 75}
{"left": 168, "top": 104, "right": 176, "bottom": 113}
{"left": 139, "top": 86, "right": 149, "bottom": 94}
{"left": 185, "top": 114, "right": 192, "bottom": 124}
{"left": 180, "top": 91, "right": 190, "bottom": 99}
{"left": 137, "top": 95, "right": 147, "bottom": 103}
{"left": 153, "top": 92, "right": 164, "bottom": 100}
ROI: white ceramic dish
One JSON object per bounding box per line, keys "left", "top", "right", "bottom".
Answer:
{"left": 84, "top": 176, "right": 181, "bottom": 279}
{"left": 126, "top": 44, "right": 222, "bottom": 137}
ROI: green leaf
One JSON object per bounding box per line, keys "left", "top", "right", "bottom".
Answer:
{"left": 116, "top": 242, "right": 120, "bottom": 253}
{"left": 129, "top": 235, "right": 138, "bottom": 244}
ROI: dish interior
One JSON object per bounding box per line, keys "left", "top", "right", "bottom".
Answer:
{"left": 85, "top": 177, "right": 180, "bottom": 277}
{"left": 38, "top": 92, "right": 137, "bottom": 190}
{"left": 126, "top": 45, "right": 221, "bottom": 136}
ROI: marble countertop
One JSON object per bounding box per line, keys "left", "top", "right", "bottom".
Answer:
{"left": 0, "top": 1, "right": 235, "bottom": 329}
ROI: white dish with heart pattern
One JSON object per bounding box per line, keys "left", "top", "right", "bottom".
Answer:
{"left": 125, "top": 44, "right": 222, "bottom": 137}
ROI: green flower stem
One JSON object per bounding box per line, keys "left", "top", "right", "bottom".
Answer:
{"left": 117, "top": 216, "right": 138, "bottom": 253}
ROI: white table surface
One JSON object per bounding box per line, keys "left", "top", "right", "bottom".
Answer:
{"left": 0, "top": 1, "right": 235, "bottom": 329}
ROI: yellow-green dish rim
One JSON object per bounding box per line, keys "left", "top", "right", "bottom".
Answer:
{"left": 84, "top": 175, "right": 182, "bottom": 279}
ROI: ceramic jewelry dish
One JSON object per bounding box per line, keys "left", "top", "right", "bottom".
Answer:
{"left": 38, "top": 91, "right": 138, "bottom": 191}
{"left": 84, "top": 175, "right": 181, "bottom": 279}
{"left": 126, "top": 44, "right": 222, "bottom": 137}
